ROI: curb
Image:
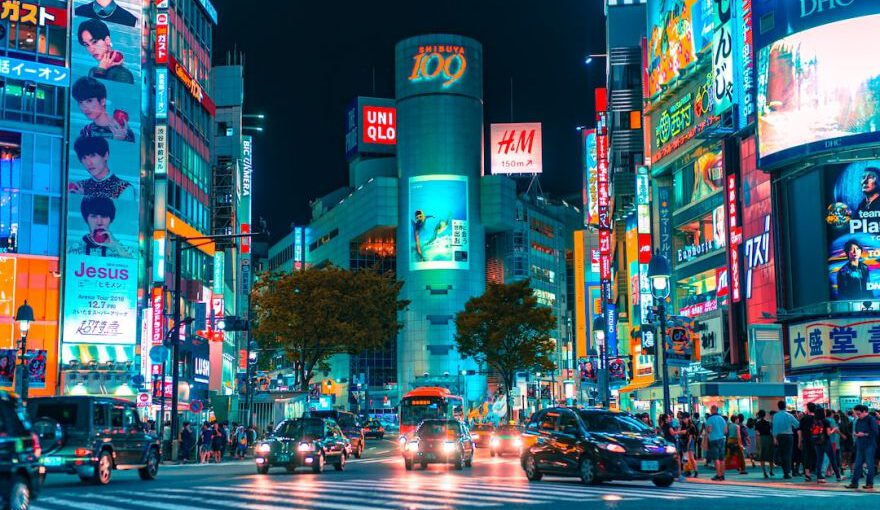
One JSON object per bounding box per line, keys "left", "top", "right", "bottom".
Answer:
{"left": 161, "top": 460, "right": 251, "bottom": 468}
{"left": 685, "top": 474, "right": 871, "bottom": 493}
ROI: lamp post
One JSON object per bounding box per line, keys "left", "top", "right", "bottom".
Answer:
{"left": 593, "top": 314, "right": 607, "bottom": 408}
{"left": 14, "top": 301, "right": 35, "bottom": 400}
{"left": 648, "top": 251, "right": 672, "bottom": 416}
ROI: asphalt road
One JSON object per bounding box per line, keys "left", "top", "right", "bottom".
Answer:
{"left": 32, "top": 439, "right": 880, "bottom": 510}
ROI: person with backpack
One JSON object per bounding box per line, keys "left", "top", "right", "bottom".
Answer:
{"left": 234, "top": 426, "right": 248, "bottom": 459}
{"left": 813, "top": 407, "right": 842, "bottom": 483}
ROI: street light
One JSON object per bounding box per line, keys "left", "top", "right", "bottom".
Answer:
{"left": 14, "top": 301, "right": 34, "bottom": 400}
{"left": 584, "top": 53, "right": 607, "bottom": 65}
{"left": 592, "top": 314, "right": 608, "bottom": 408}
{"left": 648, "top": 251, "right": 672, "bottom": 416}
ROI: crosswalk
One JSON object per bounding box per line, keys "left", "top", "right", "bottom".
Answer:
{"left": 32, "top": 474, "right": 874, "bottom": 510}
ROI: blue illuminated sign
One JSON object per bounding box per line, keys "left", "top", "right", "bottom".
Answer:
{"left": 0, "top": 56, "right": 69, "bottom": 87}
{"left": 197, "top": 0, "right": 218, "bottom": 24}
{"left": 156, "top": 68, "right": 167, "bottom": 119}
{"left": 606, "top": 304, "right": 618, "bottom": 357}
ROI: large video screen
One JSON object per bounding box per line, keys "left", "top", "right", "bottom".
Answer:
{"left": 826, "top": 159, "right": 880, "bottom": 301}
{"left": 408, "top": 175, "right": 469, "bottom": 271}
{"left": 757, "top": 14, "right": 880, "bottom": 166}
{"left": 62, "top": 0, "right": 142, "bottom": 345}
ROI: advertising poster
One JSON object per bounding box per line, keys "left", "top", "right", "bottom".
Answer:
{"left": 583, "top": 129, "right": 598, "bottom": 226}
{"left": 0, "top": 349, "right": 15, "bottom": 386}
{"left": 62, "top": 0, "right": 142, "bottom": 345}
{"left": 826, "top": 159, "right": 880, "bottom": 301}
{"left": 741, "top": 137, "right": 776, "bottom": 323}
{"left": 409, "top": 175, "right": 469, "bottom": 270}
{"left": 490, "top": 123, "right": 543, "bottom": 175}
{"left": 757, "top": 14, "right": 880, "bottom": 165}
{"left": 647, "top": 0, "right": 714, "bottom": 97}
{"left": 27, "top": 350, "right": 47, "bottom": 389}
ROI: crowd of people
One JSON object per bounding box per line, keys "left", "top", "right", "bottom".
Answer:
{"left": 146, "top": 420, "right": 272, "bottom": 464}
{"left": 635, "top": 401, "right": 879, "bottom": 489}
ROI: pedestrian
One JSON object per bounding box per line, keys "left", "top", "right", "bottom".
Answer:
{"left": 744, "top": 416, "right": 757, "bottom": 468}
{"left": 681, "top": 413, "right": 699, "bottom": 478}
{"left": 771, "top": 400, "right": 799, "bottom": 479}
{"left": 247, "top": 424, "right": 257, "bottom": 453}
{"left": 179, "top": 422, "right": 195, "bottom": 464}
{"left": 705, "top": 405, "right": 727, "bottom": 481}
{"left": 211, "top": 422, "right": 224, "bottom": 463}
{"left": 755, "top": 410, "right": 774, "bottom": 478}
{"left": 724, "top": 415, "right": 746, "bottom": 474}
{"left": 813, "top": 407, "right": 841, "bottom": 483}
{"left": 199, "top": 422, "right": 213, "bottom": 464}
{"left": 826, "top": 410, "right": 843, "bottom": 478}
{"left": 839, "top": 409, "right": 854, "bottom": 475}
{"left": 845, "top": 405, "right": 878, "bottom": 489}
{"left": 799, "top": 403, "right": 818, "bottom": 481}
{"left": 692, "top": 413, "right": 703, "bottom": 460}
{"left": 235, "top": 426, "right": 248, "bottom": 459}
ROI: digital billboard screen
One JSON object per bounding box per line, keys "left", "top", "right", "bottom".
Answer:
{"left": 757, "top": 14, "right": 880, "bottom": 166}
{"left": 583, "top": 129, "right": 598, "bottom": 226}
{"left": 408, "top": 175, "right": 469, "bottom": 270}
{"left": 62, "top": 0, "right": 142, "bottom": 345}
{"left": 826, "top": 159, "right": 880, "bottom": 301}
{"left": 647, "top": 0, "right": 714, "bottom": 98}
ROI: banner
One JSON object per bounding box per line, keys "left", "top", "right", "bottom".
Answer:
{"left": 63, "top": 1, "right": 142, "bottom": 345}
{"left": 583, "top": 129, "right": 598, "bottom": 226}
{"left": 789, "top": 317, "right": 880, "bottom": 370}
{"left": 408, "top": 175, "right": 469, "bottom": 270}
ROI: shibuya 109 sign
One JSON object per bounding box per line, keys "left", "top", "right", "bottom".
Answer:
{"left": 408, "top": 44, "right": 467, "bottom": 89}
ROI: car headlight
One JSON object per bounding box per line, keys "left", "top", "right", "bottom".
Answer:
{"left": 406, "top": 441, "right": 420, "bottom": 452}
{"left": 490, "top": 437, "right": 500, "bottom": 446}
{"left": 513, "top": 437, "right": 523, "bottom": 447}
{"left": 665, "top": 445, "right": 677, "bottom": 454}
{"left": 399, "top": 436, "right": 407, "bottom": 445}
{"left": 600, "top": 443, "right": 626, "bottom": 453}
{"left": 472, "top": 434, "right": 479, "bottom": 439}
{"left": 443, "top": 441, "right": 457, "bottom": 452}
{"left": 297, "top": 442, "right": 313, "bottom": 452}
{"left": 257, "top": 443, "right": 271, "bottom": 454}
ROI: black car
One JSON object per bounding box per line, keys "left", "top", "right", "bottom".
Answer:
{"left": 0, "top": 391, "right": 43, "bottom": 510}
{"left": 521, "top": 407, "right": 678, "bottom": 487}
{"left": 402, "top": 419, "right": 474, "bottom": 471}
{"left": 362, "top": 419, "right": 385, "bottom": 439}
{"left": 255, "top": 417, "right": 350, "bottom": 474}
{"left": 310, "top": 410, "right": 364, "bottom": 458}
{"left": 27, "top": 396, "right": 160, "bottom": 485}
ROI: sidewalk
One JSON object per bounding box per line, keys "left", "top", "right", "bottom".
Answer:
{"left": 684, "top": 465, "right": 874, "bottom": 492}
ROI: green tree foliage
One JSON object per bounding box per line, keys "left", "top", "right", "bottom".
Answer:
{"left": 251, "top": 266, "right": 409, "bottom": 391}
{"left": 454, "top": 279, "right": 556, "bottom": 419}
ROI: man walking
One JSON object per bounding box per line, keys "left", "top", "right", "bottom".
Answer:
{"left": 772, "top": 400, "right": 800, "bottom": 479}
{"left": 846, "top": 405, "right": 878, "bottom": 490}
{"left": 705, "top": 405, "right": 727, "bottom": 481}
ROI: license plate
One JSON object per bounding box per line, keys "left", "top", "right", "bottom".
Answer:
{"left": 426, "top": 453, "right": 436, "bottom": 460}
{"left": 276, "top": 454, "right": 289, "bottom": 462}
{"left": 641, "top": 460, "right": 659, "bottom": 471}
{"left": 42, "top": 456, "right": 65, "bottom": 466}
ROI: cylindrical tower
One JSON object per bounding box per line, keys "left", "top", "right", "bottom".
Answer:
{"left": 395, "top": 35, "right": 485, "bottom": 406}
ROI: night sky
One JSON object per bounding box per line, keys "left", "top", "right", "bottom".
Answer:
{"left": 212, "top": 0, "right": 606, "bottom": 242}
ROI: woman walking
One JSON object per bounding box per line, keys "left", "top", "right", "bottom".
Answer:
{"left": 725, "top": 415, "right": 747, "bottom": 474}
{"left": 755, "top": 410, "right": 775, "bottom": 477}
{"left": 814, "top": 408, "right": 842, "bottom": 483}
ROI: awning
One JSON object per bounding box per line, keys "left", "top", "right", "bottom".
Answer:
{"left": 693, "top": 382, "right": 798, "bottom": 398}
{"left": 618, "top": 378, "right": 655, "bottom": 394}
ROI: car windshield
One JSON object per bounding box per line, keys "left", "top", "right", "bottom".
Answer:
{"left": 579, "top": 412, "right": 653, "bottom": 434}
{"left": 277, "top": 419, "right": 323, "bottom": 439}
{"left": 418, "top": 421, "right": 460, "bottom": 438}
{"left": 29, "top": 402, "right": 83, "bottom": 428}
{"left": 497, "top": 425, "right": 519, "bottom": 433}
{"left": 335, "top": 414, "right": 356, "bottom": 428}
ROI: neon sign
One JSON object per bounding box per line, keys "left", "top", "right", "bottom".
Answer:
{"left": 408, "top": 45, "right": 467, "bottom": 88}
{"left": 168, "top": 56, "right": 216, "bottom": 115}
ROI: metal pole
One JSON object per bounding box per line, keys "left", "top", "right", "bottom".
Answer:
{"left": 601, "top": 342, "right": 609, "bottom": 408}
{"left": 245, "top": 288, "right": 254, "bottom": 426}
{"left": 17, "top": 332, "right": 29, "bottom": 401}
{"left": 170, "top": 237, "right": 182, "bottom": 442}
{"left": 660, "top": 302, "right": 670, "bottom": 415}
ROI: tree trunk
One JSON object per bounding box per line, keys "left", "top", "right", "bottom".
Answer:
{"left": 504, "top": 371, "right": 514, "bottom": 423}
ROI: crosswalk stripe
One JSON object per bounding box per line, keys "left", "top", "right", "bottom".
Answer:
{"left": 33, "top": 497, "right": 120, "bottom": 510}
{"left": 326, "top": 480, "right": 540, "bottom": 504}
{"left": 87, "top": 493, "right": 213, "bottom": 510}
{"left": 138, "top": 489, "right": 302, "bottom": 510}
{"left": 201, "top": 484, "right": 453, "bottom": 510}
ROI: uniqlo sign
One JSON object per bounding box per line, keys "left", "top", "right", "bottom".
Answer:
{"left": 362, "top": 106, "right": 396, "bottom": 145}
{"left": 155, "top": 13, "right": 168, "bottom": 64}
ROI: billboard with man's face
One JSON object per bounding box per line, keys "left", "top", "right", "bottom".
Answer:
{"left": 408, "top": 175, "right": 469, "bottom": 271}
{"left": 826, "top": 160, "right": 880, "bottom": 301}
{"left": 62, "top": 0, "right": 142, "bottom": 345}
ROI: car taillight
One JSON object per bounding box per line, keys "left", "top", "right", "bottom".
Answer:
{"left": 75, "top": 448, "right": 91, "bottom": 457}
{"left": 31, "top": 433, "right": 41, "bottom": 458}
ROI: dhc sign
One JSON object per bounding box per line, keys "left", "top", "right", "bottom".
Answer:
{"left": 800, "top": 0, "right": 855, "bottom": 18}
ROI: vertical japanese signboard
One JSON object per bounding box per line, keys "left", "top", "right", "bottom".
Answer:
{"left": 63, "top": 0, "right": 142, "bottom": 345}
{"left": 711, "top": 0, "right": 734, "bottom": 116}
{"left": 583, "top": 129, "right": 598, "bottom": 227}
{"left": 636, "top": 167, "right": 654, "bottom": 350}
{"left": 727, "top": 173, "right": 742, "bottom": 303}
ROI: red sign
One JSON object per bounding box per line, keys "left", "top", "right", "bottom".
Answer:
{"left": 151, "top": 287, "right": 164, "bottom": 345}
{"left": 168, "top": 55, "right": 216, "bottom": 116}
{"left": 741, "top": 136, "right": 776, "bottom": 324}
{"left": 802, "top": 387, "right": 827, "bottom": 405}
{"left": 716, "top": 267, "right": 730, "bottom": 298}
{"left": 680, "top": 299, "right": 719, "bottom": 318}
{"left": 726, "top": 174, "right": 742, "bottom": 303}
{"left": 137, "top": 392, "right": 151, "bottom": 408}
{"left": 638, "top": 234, "right": 652, "bottom": 264}
{"left": 155, "top": 13, "right": 168, "bottom": 64}
{"left": 363, "top": 106, "right": 396, "bottom": 145}
{"left": 240, "top": 224, "right": 251, "bottom": 254}
{"left": 0, "top": 3, "right": 66, "bottom": 27}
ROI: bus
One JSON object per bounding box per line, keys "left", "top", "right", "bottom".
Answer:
{"left": 398, "top": 387, "right": 464, "bottom": 439}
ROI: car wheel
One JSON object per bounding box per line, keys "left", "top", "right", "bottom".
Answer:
{"left": 89, "top": 451, "right": 113, "bottom": 485}
{"left": 653, "top": 476, "right": 675, "bottom": 487}
{"left": 257, "top": 464, "right": 270, "bottom": 474}
{"left": 138, "top": 448, "right": 159, "bottom": 480}
{"left": 454, "top": 456, "right": 463, "bottom": 470}
{"left": 404, "top": 458, "right": 413, "bottom": 471}
{"left": 6, "top": 475, "right": 30, "bottom": 510}
{"left": 335, "top": 453, "right": 346, "bottom": 471}
{"left": 579, "top": 457, "right": 599, "bottom": 485}
{"left": 312, "top": 453, "right": 324, "bottom": 474}
{"left": 523, "top": 454, "right": 543, "bottom": 481}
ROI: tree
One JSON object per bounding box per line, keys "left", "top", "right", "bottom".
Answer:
{"left": 454, "top": 279, "right": 557, "bottom": 421}
{"left": 251, "top": 266, "right": 409, "bottom": 392}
